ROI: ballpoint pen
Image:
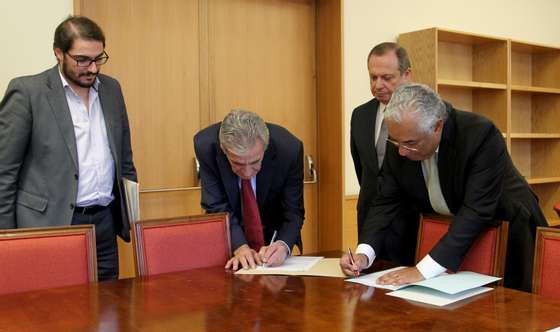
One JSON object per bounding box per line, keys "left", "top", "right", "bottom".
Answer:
{"left": 262, "top": 230, "right": 278, "bottom": 267}
{"left": 348, "top": 247, "right": 359, "bottom": 276}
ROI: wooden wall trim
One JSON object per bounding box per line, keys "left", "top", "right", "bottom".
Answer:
{"left": 316, "top": 0, "right": 344, "bottom": 251}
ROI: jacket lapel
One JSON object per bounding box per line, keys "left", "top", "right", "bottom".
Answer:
{"left": 97, "top": 78, "right": 119, "bottom": 166}
{"left": 45, "top": 66, "right": 78, "bottom": 170}
{"left": 256, "top": 140, "right": 276, "bottom": 209}
{"left": 217, "top": 149, "right": 241, "bottom": 214}
{"left": 437, "top": 105, "right": 458, "bottom": 213}
{"left": 365, "top": 99, "right": 380, "bottom": 172}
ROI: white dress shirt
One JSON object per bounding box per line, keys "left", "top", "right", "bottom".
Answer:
{"left": 374, "top": 103, "right": 386, "bottom": 145}
{"left": 59, "top": 70, "right": 115, "bottom": 207}
{"left": 356, "top": 149, "right": 449, "bottom": 279}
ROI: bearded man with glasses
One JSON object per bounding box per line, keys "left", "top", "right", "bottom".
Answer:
{"left": 0, "top": 16, "right": 137, "bottom": 281}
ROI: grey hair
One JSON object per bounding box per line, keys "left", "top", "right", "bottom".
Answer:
{"left": 384, "top": 83, "right": 448, "bottom": 133}
{"left": 219, "top": 109, "right": 270, "bottom": 155}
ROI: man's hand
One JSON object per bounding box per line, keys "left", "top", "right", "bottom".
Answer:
{"left": 376, "top": 266, "right": 424, "bottom": 286}
{"left": 225, "top": 244, "right": 262, "bottom": 270}
{"left": 258, "top": 241, "right": 288, "bottom": 267}
{"left": 340, "top": 252, "right": 368, "bottom": 277}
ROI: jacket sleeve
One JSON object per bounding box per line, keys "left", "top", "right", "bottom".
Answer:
{"left": 430, "top": 127, "right": 506, "bottom": 271}
{"left": 0, "top": 79, "right": 32, "bottom": 229}
{"left": 194, "top": 135, "right": 247, "bottom": 251}
{"left": 277, "top": 140, "right": 305, "bottom": 249}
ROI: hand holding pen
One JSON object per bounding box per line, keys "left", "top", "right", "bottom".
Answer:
{"left": 340, "top": 248, "right": 367, "bottom": 277}
{"left": 259, "top": 230, "right": 288, "bottom": 267}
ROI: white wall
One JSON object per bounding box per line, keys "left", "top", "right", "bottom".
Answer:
{"left": 0, "top": 0, "right": 73, "bottom": 94}
{"left": 343, "top": 0, "right": 560, "bottom": 195}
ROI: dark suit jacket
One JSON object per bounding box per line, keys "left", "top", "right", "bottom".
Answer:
{"left": 351, "top": 98, "right": 419, "bottom": 265}
{"left": 194, "top": 123, "right": 304, "bottom": 251}
{"left": 0, "top": 65, "right": 137, "bottom": 241}
{"left": 360, "top": 103, "right": 547, "bottom": 291}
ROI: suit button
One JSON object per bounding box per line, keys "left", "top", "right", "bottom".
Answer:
{"left": 70, "top": 203, "right": 75, "bottom": 210}
{"left": 74, "top": 174, "right": 79, "bottom": 180}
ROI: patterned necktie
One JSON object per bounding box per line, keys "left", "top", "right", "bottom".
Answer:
{"left": 376, "top": 119, "right": 388, "bottom": 168}
{"left": 241, "top": 179, "right": 265, "bottom": 250}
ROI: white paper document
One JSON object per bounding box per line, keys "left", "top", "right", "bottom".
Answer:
{"left": 255, "top": 256, "right": 323, "bottom": 272}
{"left": 346, "top": 267, "right": 500, "bottom": 306}
{"left": 346, "top": 266, "right": 407, "bottom": 291}
{"left": 387, "top": 286, "right": 493, "bottom": 307}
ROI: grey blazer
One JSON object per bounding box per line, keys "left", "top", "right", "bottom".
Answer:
{"left": 0, "top": 65, "right": 137, "bottom": 241}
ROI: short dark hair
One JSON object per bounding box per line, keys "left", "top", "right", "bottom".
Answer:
{"left": 367, "top": 42, "right": 411, "bottom": 74}
{"left": 53, "top": 16, "right": 105, "bottom": 53}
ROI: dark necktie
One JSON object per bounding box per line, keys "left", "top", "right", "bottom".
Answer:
{"left": 241, "top": 179, "right": 265, "bottom": 250}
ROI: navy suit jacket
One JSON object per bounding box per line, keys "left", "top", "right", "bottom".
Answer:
{"left": 194, "top": 123, "right": 304, "bottom": 251}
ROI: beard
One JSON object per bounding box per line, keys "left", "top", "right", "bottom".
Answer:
{"left": 62, "top": 60, "right": 98, "bottom": 88}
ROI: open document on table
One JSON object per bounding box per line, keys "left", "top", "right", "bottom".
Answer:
{"left": 235, "top": 256, "right": 346, "bottom": 278}
{"left": 346, "top": 267, "right": 501, "bottom": 306}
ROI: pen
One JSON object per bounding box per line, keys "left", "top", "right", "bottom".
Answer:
{"left": 262, "top": 230, "right": 278, "bottom": 267}
{"left": 269, "top": 230, "right": 277, "bottom": 245}
{"left": 348, "top": 247, "right": 359, "bottom": 276}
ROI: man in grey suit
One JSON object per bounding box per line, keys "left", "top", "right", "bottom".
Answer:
{"left": 0, "top": 16, "right": 137, "bottom": 281}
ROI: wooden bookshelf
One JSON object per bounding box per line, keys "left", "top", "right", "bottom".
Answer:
{"left": 399, "top": 27, "right": 560, "bottom": 226}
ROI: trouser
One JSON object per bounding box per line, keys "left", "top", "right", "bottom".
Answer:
{"left": 72, "top": 206, "right": 119, "bottom": 281}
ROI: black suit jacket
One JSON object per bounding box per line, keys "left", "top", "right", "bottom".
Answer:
{"left": 351, "top": 98, "right": 419, "bottom": 264}
{"left": 360, "top": 104, "right": 547, "bottom": 291}
{"left": 194, "top": 123, "right": 304, "bottom": 251}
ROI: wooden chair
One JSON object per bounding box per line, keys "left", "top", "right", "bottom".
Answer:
{"left": 532, "top": 227, "right": 560, "bottom": 300}
{"left": 415, "top": 214, "right": 508, "bottom": 279}
{"left": 0, "top": 225, "right": 97, "bottom": 295}
{"left": 132, "top": 213, "right": 231, "bottom": 277}
{"left": 554, "top": 202, "right": 560, "bottom": 218}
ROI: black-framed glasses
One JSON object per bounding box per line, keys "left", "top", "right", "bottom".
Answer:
{"left": 65, "top": 51, "right": 109, "bottom": 67}
{"left": 386, "top": 138, "right": 420, "bottom": 152}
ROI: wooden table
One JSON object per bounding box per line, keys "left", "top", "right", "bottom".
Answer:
{"left": 1, "top": 263, "right": 559, "bottom": 331}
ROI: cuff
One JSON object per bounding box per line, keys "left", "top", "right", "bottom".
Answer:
{"left": 278, "top": 240, "right": 291, "bottom": 256}
{"left": 416, "top": 254, "right": 447, "bottom": 279}
{"left": 356, "top": 243, "right": 376, "bottom": 268}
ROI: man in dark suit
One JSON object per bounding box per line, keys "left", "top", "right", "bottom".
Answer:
{"left": 194, "top": 110, "right": 304, "bottom": 270}
{"left": 351, "top": 42, "right": 419, "bottom": 265}
{"left": 341, "top": 83, "right": 547, "bottom": 292}
{"left": 0, "top": 16, "right": 137, "bottom": 281}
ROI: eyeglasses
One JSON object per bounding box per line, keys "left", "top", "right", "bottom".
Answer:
{"left": 65, "top": 51, "right": 109, "bottom": 67}
{"left": 386, "top": 138, "right": 420, "bottom": 152}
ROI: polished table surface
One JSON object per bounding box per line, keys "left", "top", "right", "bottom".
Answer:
{"left": 1, "top": 261, "right": 560, "bottom": 331}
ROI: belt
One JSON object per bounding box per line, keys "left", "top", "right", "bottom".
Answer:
{"left": 74, "top": 205, "right": 108, "bottom": 215}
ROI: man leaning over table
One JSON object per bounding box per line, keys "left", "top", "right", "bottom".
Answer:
{"left": 194, "top": 109, "right": 304, "bottom": 270}
{"left": 340, "top": 83, "right": 547, "bottom": 292}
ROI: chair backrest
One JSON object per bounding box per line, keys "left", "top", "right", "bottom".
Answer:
{"left": 415, "top": 214, "right": 508, "bottom": 278}
{"left": 554, "top": 202, "right": 560, "bottom": 218}
{"left": 133, "top": 213, "right": 231, "bottom": 277}
{"left": 0, "top": 225, "right": 97, "bottom": 295}
{"left": 532, "top": 227, "right": 560, "bottom": 300}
